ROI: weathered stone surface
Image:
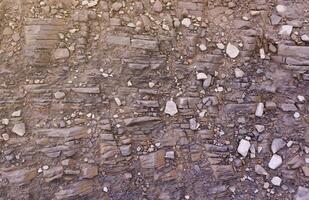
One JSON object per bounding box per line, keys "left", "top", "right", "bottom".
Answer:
{"left": 140, "top": 150, "right": 165, "bottom": 169}
{"left": 54, "top": 180, "right": 96, "bottom": 199}
{"left": 124, "top": 116, "right": 160, "bottom": 126}
{"left": 54, "top": 48, "right": 70, "bottom": 59}
{"left": 3, "top": 168, "right": 37, "bottom": 185}
{"left": 295, "top": 186, "right": 309, "bottom": 200}
{"left": 43, "top": 166, "right": 64, "bottom": 182}
{"left": 81, "top": 164, "right": 98, "bottom": 179}
{"left": 35, "top": 127, "right": 88, "bottom": 139}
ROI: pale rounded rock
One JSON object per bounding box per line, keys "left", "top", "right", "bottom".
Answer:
{"left": 234, "top": 68, "right": 245, "bottom": 78}
{"left": 226, "top": 43, "right": 240, "bottom": 58}
{"left": 181, "top": 18, "right": 191, "bottom": 28}
{"left": 271, "top": 176, "right": 282, "bottom": 186}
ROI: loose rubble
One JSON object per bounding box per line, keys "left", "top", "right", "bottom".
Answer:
{"left": 0, "top": 0, "right": 308, "bottom": 199}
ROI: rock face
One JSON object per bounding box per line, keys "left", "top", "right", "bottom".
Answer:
{"left": 1, "top": 0, "right": 309, "bottom": 199}
{"left": 140, "top": 150, "right": 165, "bottom": 169}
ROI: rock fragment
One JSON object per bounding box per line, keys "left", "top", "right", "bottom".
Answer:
{"left": 255, "top": 164, "right": 268, "bottom": 176}
{"left": 301, "top": 34, "right": 309, "bottom": 42}
{"left": 54, "top": 91, "right": 66, "bottom": 99}
{"left": 255, "top": 103, "right": 264, "bottom": 117}
{"left": 12, "top": 123, "right": 26, "bottom": 136}
{"left": 268, "top": 154, "right": 283, "bottom": 169}
{"left": 226, "top": 43, "right": 240, "bottom": 58}
{"left": 164, "top": 100, "right": 178, "bottom": 116}
{"left": 237, "top": 139, "right": 251, "bottom": 157}
{"left": 271, "top": 138, "right": 286, "bottom": 153}
{"left": 202, "top": 75, "right": 212, "bottom": 89}
{"left": 153, "top": 0, "right": 163, "bottom": 12}
{"left": 295, "top": 186, "right": 309, "bottom": 200}
{"left": 111, "top": 2, "right": 122, "bottom": 11}
{"left": 54, "top": 48, "right": 70, "bottom": 60}
{"left": 279, "top": 25, "right": 293, "bottom": 36}
{"left": 196, "top": 72, "right": 208, "bottom": 80}
{"left": 234, "top": 68, "right": 244, "bottom": 78}
{"left": 271, "top": 176, "right": 282, "bottom": 186}
{"left": 181, "top": 18, "right": 191, "bottom": 28}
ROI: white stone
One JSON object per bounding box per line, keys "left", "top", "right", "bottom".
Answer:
{"left": 268, "top": 154, "right": 283, "bottom": 169}
{"left": 297, "top": 95, "right": 306, "bottom": 102}
{"left": 2, "top": 118, "right": 9, "bottom": 125}
{"left": 12, "top": 110, "right": 21, "bottom": 117}
{"left": 279, "top": 25, "right": 293, "bottom": 36}
{"left": 255, "top": 125, "right": 265, "bottom": 133}
{"left": 301, "top": 34, "right": 309, "bottom": 42}
{"left": 216, "top": 43, "right": 225, "bottom": 49}
{"left": 226, "top": 43, "right": 240, "bottom": 58}
{"left": 294, "top": 112, "right": 300, "bottom": 119}
{"left": 271, "top": 138, "right": 286, "bottom": 153}
{"left": 164, "top": 100, "right": 178, "bottom": 116}
{"left": 276, "top": 5, "right": 287, "bottom": 14}
{"left": 271, "top": 176, "right": 282, "bottom": 186}
{"left": 196, "top": 73, "right": 208, "bottom": 80}
{"left": 54, "top": 91, "right": 65, "bottom": 99}
{"left": 165, "top": 151, "right": 175, "bottom": 159}
{"left": 103, "top": 187, "right": 108, "bottom": 192}
{"left": 234, "top": 68, "right": 245, "bottom": 78}
{"left": 181, "top": 18, "right": 191, "bottom": 28}
{"left": 260, "top": 48, "right": 266, "bottom": 59}
{"left": 255, "top": 103, "right": 264, "bottom": 117}
{"left": 199, "top": 44, "right": 207, "bottom": 51}
{"left": 12, "top": 123, "right": 26, "bottom": 136}
{"left": 114, "top": 97, "right": 122, "bottom": 106}
{"left": 149, "top": 82, "right": 155, "bottom": 88}
{"left": 237, "top": 139, "right": 251, "bottom": 157}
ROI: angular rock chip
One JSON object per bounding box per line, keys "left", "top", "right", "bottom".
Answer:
{"left": 271, "top": 138, "right": 286, "bottom": 153}
{"left": 12, "top": 123, "right": 26, "bottom": 136}
{"left": 255, "top": 103, "right": 264, "bottom": 117}
{"left": 237, "top": 139, "right": 251, "bottom": 157}
{"left": 164, "top": 100, "right": 178, "bottom": 116}
{"left": 268, "top": 154, "right": 283, "bottom": 169}
{"left": 255, "top": 164, "right": 268, "bottom": 176}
